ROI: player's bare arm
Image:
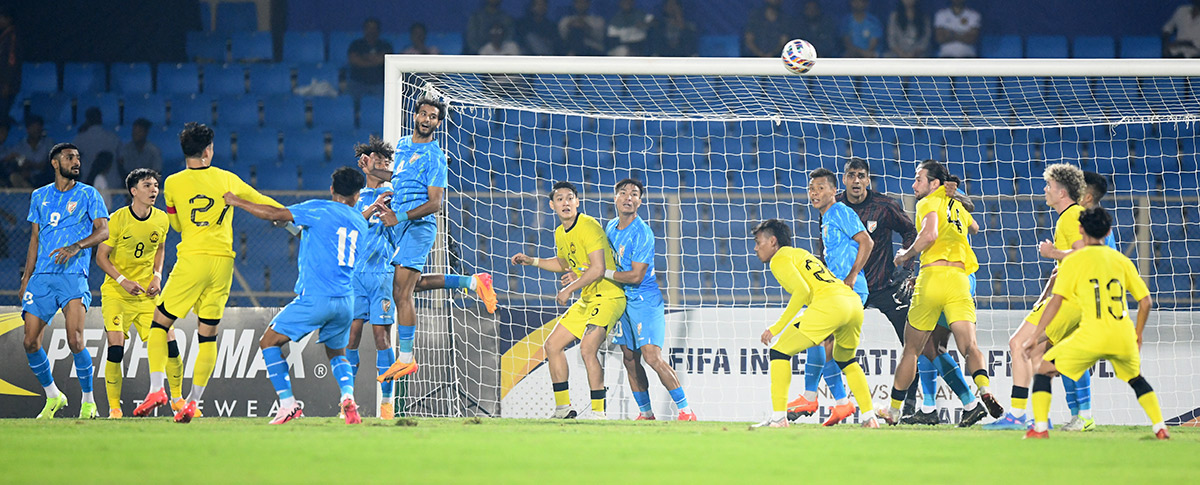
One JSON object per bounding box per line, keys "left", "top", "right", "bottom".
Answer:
{"left": 512, "top": 253, "right": 567, "bottom": 273}
{"left": 18, "top": 222, "right": 39, "bottom": 297}
{"left": 845, "top": 230, "right": 873, "bottom": 289}
{"left": 556, "top": 249, "right": 607, "bottom": 305}
{"left": 401, "top": 185, "right": 444, "bottom": 221}
{"left": 148, "top": 240, "right": 166, "bottom": 296}
{"left": 51, "top": 217, "right": 109, "bottom": 265}
{"left": 95, "top": 243, "right": 146, "bottom": 296}
{"left": 1039, "top": 237, "right": 1086, "bottom": 261}
{"left": 224, "top": 192, "right": 294, "bottom": 222}
{"left": 1135, "top": 294, "right": 1152, "bottom": 349}
{"left": 895, "top": 211, "right": 938, "bottom": 265}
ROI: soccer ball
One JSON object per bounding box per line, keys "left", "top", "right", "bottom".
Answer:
{"left": 781, "top": 39, "right": 817, "bottom": 75}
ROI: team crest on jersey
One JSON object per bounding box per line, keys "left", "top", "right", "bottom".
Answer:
{"left": 618, "top": 245, "right": 625, "bottom": 262}
{"left": 382, "top": 299, "right": 392, "bottom": 313}
{"left": 569, "top": 242, "right": 576, "bottom": 254}
{"left": 112, "top": 315, "right": 121, "bottom": 326}
{"left": 149, "top": 231, "right": 161, "bottom": 243}
{"left": 866, "top": 220, "right": 877, "bottom": 233}
{"left": 67, "top": 201, "right": 77, "bottom": 214}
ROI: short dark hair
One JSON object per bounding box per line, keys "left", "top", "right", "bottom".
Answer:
{"left": 125, "top": 168, "right": 160, "bottom": 193}
{"left": 354, "top": 135, "right": 394, "bottom": 160}
{"left": 809, "top": 167, "right": 837, "bottom": 188}
{"left": 550, "top": 180, "right": 578, "bottom": 200}
{"left": 917, "top": 160, "right": 948, "bottom": 183}
{"left": 1079, "top": 207, "right": 1112, "bottom": 240}
{"left": 179, "top": 122, "right": 215, "bottom": 158}
{"left": 410, "top": 22, "right": 427, "bottom": 33}
{"left": 752, "top": 218, "right": 793, "bottom": 247}
{"left": 364, "top": 17, "right": 381, "bottom": 29}
{"left": 1083, "top": 171, "right": 1108, "bottom": 202}
{"left": 49, "top": 142, "right": 78, "bottom": 161}
{"left": 615, "top": 178, "right": 645, "bottom": 197}
{"left": 132, "top": 118, "right": 152, "bottom": 130}
{"left": 415, "top": 95, "right": 448, "bottom": 120}
{"left": 332, "top": 166, "right": 366, "bottom": 197}
{"left": 844, "top": 157, "right": 870, "bottom": 174}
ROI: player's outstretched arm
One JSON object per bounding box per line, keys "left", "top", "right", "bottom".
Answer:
{"left": 895, "top": 212, "right": 937, "bottom": 266}
{"left": 608, "top": 261, "right": 649, "bottom": 285}
{"left": 51, "top": 218, "right": 109, "bottom": 265}
{"left": 556, "top": 249, "right": 606, "bottom": 305}
{"left": 512, "top": 252, "right": 567, "bottom": 272}
{"left": 19, "top": 223, "right": 38, "bottom": 296}
{"left": 223, "top": 192, "right": 293, "bottom": 223}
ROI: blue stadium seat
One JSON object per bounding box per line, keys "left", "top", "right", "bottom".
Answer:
{"left": 428, "top": 31, "right": 464, "bottom": 55}
{"left": 210, "top": 129, "right": 233, "bottom": 163}
{"left": 247, "top": 64, "right": 293, "bottom": 96}
{"left": 186, "top": 31, "right": 227, "bottom": 63}
{"left": 300, "top": 162, "right": 341, "bottom": 190}
{"left": 1072, "top": 36, "right": 1115, "bottom": 58}
{"left": 295, "top": 64, "right": 339, "bottom": 90}
{"left": 235, "top": 130, "right": 280, "bottom": 164}
{"left": 256, "top": 165, "right": 300, "bottom": 191}
{"left": 215, "top": 2, "right": 258, "bottom": 33}
{"left": 262, "top": 95, "right": 308, "bottom": 129}
{"left": 282, "top": 129, "right": 326, "bottom": 166}
{"left": 310, "top": 96, "right": 355, "bottom": 130}
{"left": 981, "top": 35, "right": 1022, "bottom": 58}
{"left": 283, "top": 32, "right": 326, "bottom": 64}
{"left": 327, "top": 31, "right": 357, "bottom": 66}
{"left": 231, "top": 32, "right": 273, "bottom": 62}
{"left": 358, "top": 95, "right": 384, "bottom": 131}
{"left": 328, "top": 130, "right": 362, "bottom": 162}
{"left": 1026, "top": 35, "right": 1068, "bottom": 58}
{"left": 62, "top": 63, "right": 105, "bottom": 95}
{"left": 698, "top": 35, "right": 739, "bottom": 57}
{"left": 1119, "top": 35, "right": 1162, "bottom": 58}
{"left": 21, "top": 62, "right": 58, "bottom": 93}
{"left": 110, "top": 63, "right": 153, "bottom": 94}
{"left": 157, "top": 63, "right": 200, "bottom": 95}
{"left": 170, "top": 96, "right": 212, "bottom": 125}
{"left": 146, "top": 125, "right": 179, "bottom": 159}
{"left": 216, "top": 96, "right": 260, "bottom": 128}
{"left": 203, "top": 64, "right": 246, "bottom": 95}
{"left": 199, "top": 1, "right": 211, "bottom": 31}
{"left": 123, "top": 94, "right": 168, "bottom": 126}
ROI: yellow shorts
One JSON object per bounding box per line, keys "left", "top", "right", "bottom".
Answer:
{"left": 557, "top": 296, "right": 626, "bottom": 339}
{"left": 156, "top": 255, "right": 235, "bottom": 321}
{"left": 908, "top": 266, "right": 975, "bottom": 331}
{"left": 102, "top": 286, "right": 155, "bottom": 341}
{"left": 1025, "top": 298, "right": 1082, "bottom": 344}
{"left": 772, "top": 293, "right": 864, "bottom": 360}
{"left": 1044, "top": 327, "right": 1141, "bottom": 382}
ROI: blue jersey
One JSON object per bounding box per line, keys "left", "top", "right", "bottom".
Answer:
{"left": 605, "top": 216, "right": 660, "bottom": 300}
{"left": 353, "top": 185, "right": 397, "bottom": 275}
{"left": 289, "top": 199, "right": 369, "bottom": 297}
{"left": 27, "top": 182, "right": 109, "bottom": 275}
{"left": 390, "top": 137, "right": 448, "bottom": 223}
{"left": 820, "top": 201, "right": 868, "bottom": 299}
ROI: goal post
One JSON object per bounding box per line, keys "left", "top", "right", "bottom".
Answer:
{"left": 383, "top": 54, "right": 1200, "bottom": 424}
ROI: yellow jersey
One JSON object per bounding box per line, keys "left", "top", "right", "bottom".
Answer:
{"left": 554, "top": 214, "right": 624, "bottom": 300}
{"left": 101, "top": 206, "right": 170, "bottom": 294}
{"left": 163, "top": 166, "right": 280, "bottom": 258}
{"left": 768, "top": 246, "right": 861, "bottom": 335}
{"left": 1054, "top": 203, "right": 1085, "bottom": 255}
{"left": 1053, "top": 245, "right": 1150, "bottom": 337}
{"left": 915, "top": 185, "right": 978, "bottom": 274}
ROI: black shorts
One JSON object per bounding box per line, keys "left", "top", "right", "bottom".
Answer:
{"left": 866, "top": 281, "right": 911, "bottom": 344}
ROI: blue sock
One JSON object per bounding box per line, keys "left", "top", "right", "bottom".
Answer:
{"left": 444, "top": 275, "right": 470, "bottom": 289}
{"left": 1075, "top": 370, "right": 1092, "bottom": 412}
{"left": 330, "top": 356, "right": 355, "bottom": 397}
{"left": 934, "top": 353, "right": 974, "bottom": 404}
{"left": 397, "top": 325, "right": 415, "bottom": 354}
{"left": 346, "top": 349, "right": 359, "bottom": 377}
{"left": 72, "top": 350, "right": 94, "bottom": 393}
{"left": 822, "top": 360, "right": 847, "bottom": 401}
{"left": 668, "top": 387, "right": 688, "bottom": 410}
{"left": 804, "top": 345, "right": 825, "bottom": 393}
{"left": 917, "top": 355, "right": 938, "bottom": 407}
{"left": 376, "top": 349, "right": 396, "bottom": 399}
{"left": 262, "top": 346, "right": 294, "bottom": 403}
{"left": 26, "top": 350, "right": 54, "bottom": 388}
{"left": 1061, "top": 375, "right": 1080, "bottom": 416}
{"left": 632, "top": 390, "right": 652, "bottom": 413}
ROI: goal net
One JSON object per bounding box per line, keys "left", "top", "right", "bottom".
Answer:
{"left": 383, "top": 55, "right": 1200, "bottom": 425}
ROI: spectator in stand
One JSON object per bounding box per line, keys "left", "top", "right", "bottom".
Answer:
{"left": 479, "top": 22, "right": 522, "bottom": 55}
{"left": 843, "top": 0, "right": 884, "bottom": 58}
{"left": 402, "top": 23, "right": 441, "bottom": 55}
{"left": 797, "top": 1, "right": 838, "bottom": 57}
{"left": 518, "top": 0, "right": 559, "bottom": 55}
{"left": 119, "top": 118, "right": 162, "bottom": 176}
{"left": 73, "top": 107, "right": 122, "bottom": 203}
{"left": 347, "top": 18, "right": 393, "bottom": 99}
{"left": 1163, "top": 0, "right": 1200, "bottom": 58}
{"left": 7, "top": 115, "right": 52, "bottom": 186}
{"left": 0, "top": 8, "right": 18, "bottom": 121}
{"left": 743, "top": 0, "right": 790, "bottom": 58}
{"left": 933, "top": 0, "right": 980, "bottom": 58}
{"left": 887, "top": 0, "right": 931, "bottom": 57}
{"left": 559, "top": 0, "right": 605, "bottom": 56}
{"left": 0, "top": 117, "right": 15, "bottom": 186}
{"left": 468, "top": 0, "right": 515, "bottom": 55}
{"left": 648, "top": 0, "right": 698, "bottom": 57}
{"left": 606, "top": 0, "right": 652, "bottom": 56}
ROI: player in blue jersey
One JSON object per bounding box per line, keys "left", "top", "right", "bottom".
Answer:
{"left": 19, "top": 142, "right": 110, "bottom": 419}
{"left": 593, "top": 179, "right": 695, "bottom": 421}
{"left": 785, "top": 168, "right": 871, "bottom": 426}
{"left": 223, "top": 167, "right": 369, "bottom": 425}
{"left": 345, "top": 136, "right": 496, "bottom": 419}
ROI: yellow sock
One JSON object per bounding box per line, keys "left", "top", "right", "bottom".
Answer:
{"left": 1138, "top": 392, "right": 1164, "bottom": 424}
{"left": 104, "top": 359, "right": 123, "bottom": 410}
{"left": 840, "top": 362, "right": 873, "bottom": 414}
{"left": 147, "top": 326, "right": 168, "bottom": 375}
{"left": 1032, "top": 391, "right": 1052, "bottom": 424}
{"left": 167, "top": 353, "right": 183, "bottom": 400}
{"left": 973, "top": 373, "right": 991, "bottom": 390}
{"left": 769, "top": 357, "right": 791, "bottom": 413}
{"left": 1012, "top": 397, "right": 1028, "bottom": 412}
{"left": 192, "top": 340, "right": 218, "bottom": 388}
{"left": 553, "top": 382, "right": 570, "bottom": 407}
{"left": 591, "top": 398, "right": 605, "bottom": 413}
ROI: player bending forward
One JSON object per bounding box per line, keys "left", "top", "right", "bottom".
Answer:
{"left": 224, "top": 167, "right": 370, "bottom": 425}
{"left": 750, "top": 219, "right": 878, "bottom": 429}
{"left": 1025, "top": 207, "right": 1168, "bottom": 440}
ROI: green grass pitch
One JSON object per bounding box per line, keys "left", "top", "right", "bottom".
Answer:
{"left": 2, "top": 419, "right": 1197, "bottom": 483}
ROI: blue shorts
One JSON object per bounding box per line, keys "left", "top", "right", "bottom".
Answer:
{"left": 22, "top": 273, "right": 91, "bottom": 324}
{"left": 353, "top": 270, "right": 395, "bottom": 325}
{"left": 269, "top": 295, "right": 354, "bottom": 350}
{"left": 389, "top": 220, "right": 436, "bottom": 272}
{"left": 611, "top": 293, "right": 666, "bottom": 350}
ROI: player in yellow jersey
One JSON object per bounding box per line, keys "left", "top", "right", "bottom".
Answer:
{"left": 885, "top": 160, "right": 1001, "bottom": 426}
{"left": 133, "top": 123, "right": 282, "bottom": 423}
{"left": 987, "top": 163, "right": 1087, "bottom": 430}
{"left": 511, "top": 181, "right": 626, "bottom": 419}
{"left": 1026, "top": 207, "right": 1168, "bottom": 440}
{"left": 95, "top": 169, "right": 179, "bottom": 418}
{"left": 749, "top": 219, "right": 878, "bottom": 428}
